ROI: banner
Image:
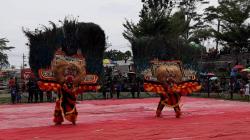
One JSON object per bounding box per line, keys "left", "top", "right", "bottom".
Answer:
{"left": 21, "top": 68, "right": 35, "bottom": 81}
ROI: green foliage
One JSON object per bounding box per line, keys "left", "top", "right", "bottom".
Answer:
{"left": 132, "top": 36, "right": 178, "bottom": 72}
{"left": 124, "top": 50, "right": 132, "bottom": 58}
{"left": 0, "top": 38, "right": 14, "bottom": 69}
{"left": 204, "top": 0, "right": 250, "bottom": 53}
{"left": 178, "top": 0, "right": 209, "bottom": 40}
{"left": 123, "top": 0, "right": 175, "bottom": 43}
{"left": 123, "top": 0, "right": 207, "bottom": 72}
{"left": 104, "top": 50, "right": 132, "bottom": 61}
{"left": 189, "top": 28, "right": 213, "bottom": 43}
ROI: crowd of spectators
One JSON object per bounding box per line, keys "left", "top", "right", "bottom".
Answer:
{"left": 102, "top": 67, "right": 143, "bottom": 99}
{"left": 8, "top": 77, "right": 57, "bottom": 104}
{"left": 7, "top": 68, "right": 145, "bottom": 104}
{"left": 200, "top": 73, "right": 250, "bottom": 97}
{"left": 7, "top": 65, "right": 249, "bottom": 104}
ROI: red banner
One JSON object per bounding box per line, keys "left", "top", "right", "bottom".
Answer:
{"left": 21, "top": 68, "right": 35, "bottom": 80}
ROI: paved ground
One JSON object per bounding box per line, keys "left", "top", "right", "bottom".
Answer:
{"left": 1, "top": 97, "right": 250, "bottom": 140}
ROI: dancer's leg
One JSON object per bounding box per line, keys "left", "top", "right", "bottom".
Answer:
{"left": 174, "top": 106, "right": 181, "bottom": 118}
{"left": 53, "top": 99, "right": 64, "bottom": 125}
{"left": 156, "top": 94, "right": 166, "bottom": 117}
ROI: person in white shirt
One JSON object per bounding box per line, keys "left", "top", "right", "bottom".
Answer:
{"left": 244, "top": 80, "right": 250, "bottom": 100}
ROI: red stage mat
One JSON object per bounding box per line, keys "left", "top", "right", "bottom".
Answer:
{"left": 1, "top": 97, "right": 250, "bottom": 139}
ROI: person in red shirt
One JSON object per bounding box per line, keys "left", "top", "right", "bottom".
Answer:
{"left": 8, "top": 77, "right": 17, "bottom": 104}
{"left": 8, "top": 77, "right": 15, "bottom": 88}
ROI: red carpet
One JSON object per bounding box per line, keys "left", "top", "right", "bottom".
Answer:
{"left": 1, "top": 97, "right": 250, "bottom": 140}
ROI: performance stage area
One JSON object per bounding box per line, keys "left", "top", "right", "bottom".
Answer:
{"left": 1, "top": 97, "right": 250, "bottom": 140}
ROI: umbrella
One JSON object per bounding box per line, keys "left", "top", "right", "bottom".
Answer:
{"left": 241, "top": 68, "right": 250, "bottom": 72}
{"left": 206, "top": 72, "right": 215, "bottom": 76}
{"left": 199, "top": 72, "right": 206, "bottom": 76}
{"left": 103, "top": 59, "right": 111, "bottom": 64}
{"left": 233, "top": 65, "right": 245, "bottom": 69}
{"left": 210, "top": 77, "right": 218, "bottom": 80}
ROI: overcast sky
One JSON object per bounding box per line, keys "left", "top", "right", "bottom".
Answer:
{"left": 0, "top": 0, "right": 217, "bottom": 68}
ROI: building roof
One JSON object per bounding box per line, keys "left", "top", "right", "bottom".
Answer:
{"left": 114, "top": 60, "right": 133, "bottom": 66}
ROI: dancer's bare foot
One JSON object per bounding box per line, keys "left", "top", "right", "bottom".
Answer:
{"left": 175, "top": 111, "right": 181, "bottom": 118}
{"left": 55, "top": 122, "right": 62, "bottom": 125}
{"left": 155, "top": 114, "right": 162, "bottom": 118}
{"left": 155, "top": 110, "right": 162, "bottom": 118}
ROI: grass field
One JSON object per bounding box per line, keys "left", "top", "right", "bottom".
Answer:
{"left": 0, "top": 91, "right": 158, "bottom": 104}
{"left": 1, "top": 91, "right": 250, "bottom": 104}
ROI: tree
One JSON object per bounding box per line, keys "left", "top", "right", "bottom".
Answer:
{"left": 123, "top": 0, "right": 175, "bottom": 43}
{"left": 178, "top": 0, "right": 209, "bottom": 40}
{"left": 204, "top": 0, "right": 250, "bottom": 55}
{"left": 123, "top": 0, "right": 177, "bottom": 71}
{"left": 104, "top": 50, "right": 132, "bottom": 61}
{"left": 0, "top": 38, "right": 14, "bottom": 69}
{"left": 124, "top": 50, "right": 132, "bottom": 58}
{"left": 123, "top": 0, "right": 209, "bottom": 72}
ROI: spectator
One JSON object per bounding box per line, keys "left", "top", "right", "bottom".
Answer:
{"left": 128, "top": 72, "right": 137, "bottom": 98}
{"left": 35, "top": 81, "right": 43, "bottom": 103}
{"left": 8, "top": 77, "right": 16, "bottom": 104}
{"left": 102, "top": 67, "right": 114, "bottom": 99}
{"left": 243, "top": 80, "right": 250, "bottom": 100}
{"left": 213, "top": 80, "right": 221, "bottom": 93}
{"left": 110, "top": 78, "right": 115, "bottom": 99}
{"left": 46, "top": 91, "right": 52, "bottom": 102}
{"left": 102, "top": 83, "right": 107, "bottom": 99}
{"left": 235, "top": 79, "right": 242, "bottom": 94}
{"left": 10, "top": 87, "right": 17, "bottom": 104}
{"left": 38, "top": 88, "right": 43, "bottom": 103}
{"left": 136, "top": 76, "right": 143, "bottom": 98}
{"left": 220, "top": 77, "right": 227, "bottom": 91}
{"left": 8, "top": 77, "right": 15, "bottom": 88}
{"left": 52, "top": 91, "right": 57, "bottom": 102}
{"left": 27, "top": 78, "right": 35, "bottom": 103}
{"left": 114, "top": 75, "right": 122, "bottom": 99}
{"left": 15, "top": 78, "right": 21, "bottom": 103}
{"left": 34, "top": 81, "right": 39, "bottom": 103}
{"left": 21, "top": 81, "right": 26, "bottom": 94}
